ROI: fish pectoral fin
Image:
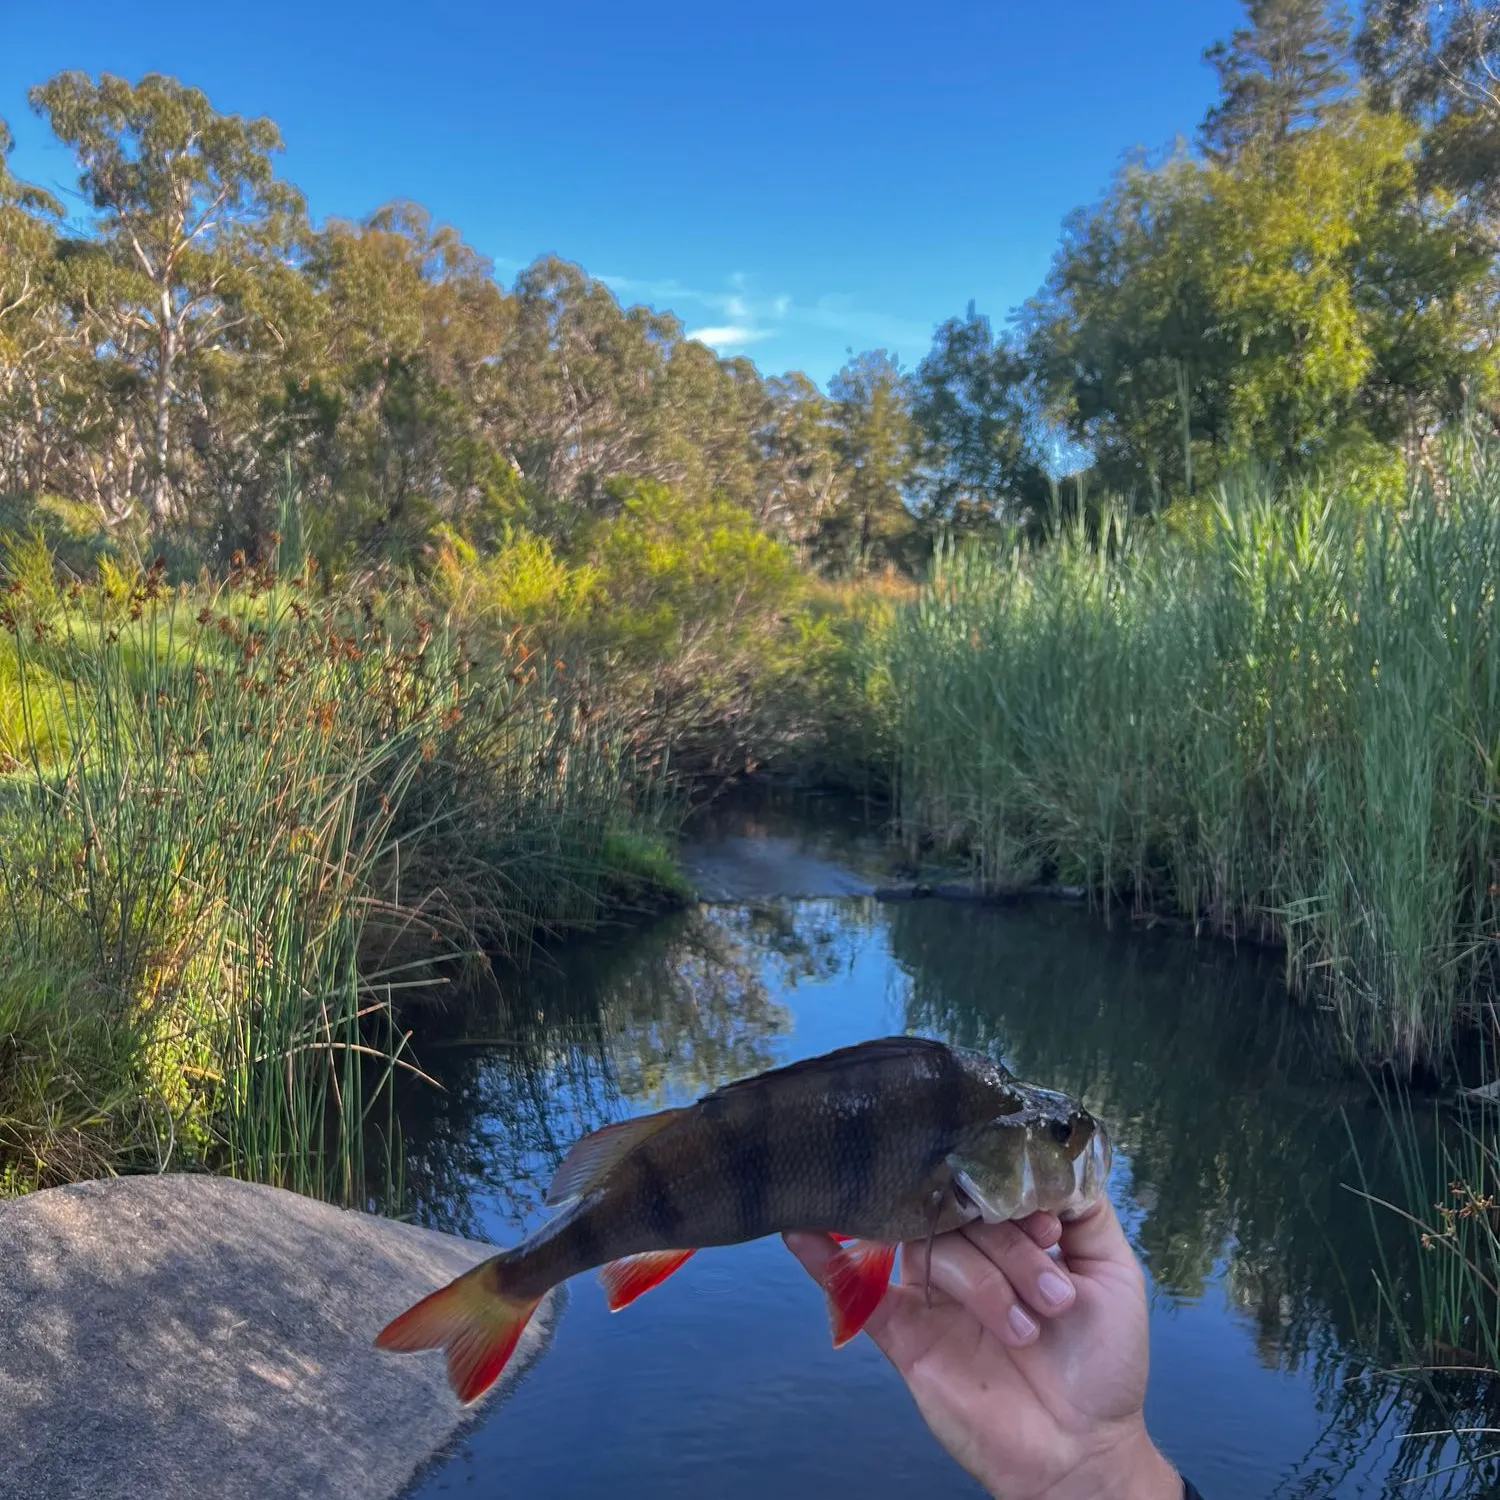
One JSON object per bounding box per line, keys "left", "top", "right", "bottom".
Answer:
{"left": 598, "top": 1249, "right": 697, "bottom": 1311}
{"left": 374, "top": 1260, "right": 541, "bottom": 1407}
{"left": 824, "top": 1240, "right": 897, "bottom": 1349}
{"left": 543, "top": 1108, "right": 687, "bottom": 1207}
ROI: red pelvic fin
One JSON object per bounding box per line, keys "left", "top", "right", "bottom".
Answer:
{"left": 598, "top": 1248, "right": 697, "bottom": 1311}
{"left": 824, "top": 1240, "right": 897, "bottom": 1348}
{"left": 375, "top": 1260, "right": 542, "bottom": 1406}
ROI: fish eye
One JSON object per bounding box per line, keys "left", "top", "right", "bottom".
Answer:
{"left": 1048, "top": 1120, "right": 1072, "bottom": 1145}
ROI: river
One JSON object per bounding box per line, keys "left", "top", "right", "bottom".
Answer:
{"left": 393, "top": 790, "right": 1484, "bottom": 1499}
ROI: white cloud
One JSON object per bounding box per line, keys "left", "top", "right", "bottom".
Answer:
{"left": 600, "top": 270, "right": 933, "bottom": 369}
{"left": 686, "top": 325, "right": 774, "bottom": 350}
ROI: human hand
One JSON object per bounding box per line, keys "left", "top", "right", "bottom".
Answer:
{"left": 784, "top": 1199, "right": 1179, "bottom": 1500}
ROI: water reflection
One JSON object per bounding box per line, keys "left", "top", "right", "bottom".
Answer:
{"left": 392, "top": 901, "right": 881, "bottom": 1236}
{"left": 888, "top": 901, "right": 1375, "bottom": 1338}
{"left": 393, "top": 881, "right": 1490, "bottom": 1497}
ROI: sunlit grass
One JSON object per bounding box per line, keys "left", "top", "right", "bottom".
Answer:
{"left": 0, "top": 530, "right": 679, "bottom": 1202}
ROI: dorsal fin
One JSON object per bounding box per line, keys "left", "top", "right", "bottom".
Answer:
{"left": 700, "top": 1036, "right": 962, "bottom": 1105}
{"left": 543, "top": 1108, "right": 685, "bottom": 1206}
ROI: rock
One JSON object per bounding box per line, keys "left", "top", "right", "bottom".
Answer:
{"left": 0, "top": 1174, "right": 559, "bottom": 1500}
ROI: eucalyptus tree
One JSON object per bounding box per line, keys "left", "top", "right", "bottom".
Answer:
{"left": 0, "top": 117, "right": 65, "bottom": 496}
{"left": 30, "top": 72, "right": 305, "bottom": 529}
{"left": 823, "top": 350, "right": 917, "bottom": 573}
{"left": 1359, "top": 1, "right": 1500, "bottom": 236}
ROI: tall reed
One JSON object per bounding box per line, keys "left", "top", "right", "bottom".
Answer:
{"left": 0, "top": 539, "right": 673, "bottom": 1199}
{"left": 881, "top": 444, "right": 1500, "bottom": 1065}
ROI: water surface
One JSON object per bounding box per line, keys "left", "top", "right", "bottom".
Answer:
{"left": 398, "top": 797, "right": 1474, "bottom": 1499}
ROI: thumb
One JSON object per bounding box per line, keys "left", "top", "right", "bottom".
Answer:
{"left": 1057, "top": 1196, "right": 1135, "bottom": 1273}
{"left": 783, "top": 1229, "right": 840, "bottom": 1283}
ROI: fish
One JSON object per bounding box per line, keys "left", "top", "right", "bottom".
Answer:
{"left": 374, "top": 1035, "right": 1112, "bottom": 1404}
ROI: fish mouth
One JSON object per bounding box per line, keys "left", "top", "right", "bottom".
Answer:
{"left": 952, "top": 1122, "right": 1114, "bottom": 1225}
{"left": 1057, "top": 1124, "right": 1114, "bottom": 1222}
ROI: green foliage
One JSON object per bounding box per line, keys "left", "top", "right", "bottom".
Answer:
{"left": 879, "top": 440, "right": 1500, "bottom": 1068}
{"left": 1028, "top": 107, "right": 1494, "bottom": 499}
{"left": 7, "top": 53, "right": 1500, "bottom": 585}
{"left": 821, "top": 350, "right": 920, "bottom": 574}
{"left": 0, "top": 538, "right": 682, "bottom": 1200}
{"left": 912, "top": 304, "right": 1054, "bottom": 531}
{"left": 433, "top": 524, "right": 597, "bottom": 629}
{"left": 586, "top": 479, "right": 800, "bottom": 657}
{"left": 1358, "top": 1, "right": 1500, "bottom": 231}
{"left": 598, "top": 827, "right": 696, "bottom": 906}
{"left": 29, "top": 72, "right": 306, "bottom": 531}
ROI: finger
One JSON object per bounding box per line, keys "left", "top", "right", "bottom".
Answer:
{"left": 960, "top": 1219, "right": 1078, "bottom": 1319}
{"left": 1057, "top": 1195, "right": 1134, "bottom": 1271}
{"left": 781, "top": 1231, "right": 903, "bottom": 1347}
{"left": 905, "top": 1228, "right": 1047, "bottom": 1348}
{"left": 897, "top": 1214, "right": 1059, "bottom": 1281}
{"left": 783, "top": 1229, "right": 840, "bottom": 1283}
{"left": 1016, "top": 1210, "right": 1063, "bottom": 1251}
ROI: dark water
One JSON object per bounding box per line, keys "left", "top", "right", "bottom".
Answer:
{"left": 396, "top": 798, "right": 1485, "bottom": 1499}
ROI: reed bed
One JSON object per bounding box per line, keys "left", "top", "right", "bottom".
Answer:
{"left": 0, "top": 541, "right": 675, "bottom": 1201}
{"left": 882, "top": 442, "right": 1500, "bottom": 1067}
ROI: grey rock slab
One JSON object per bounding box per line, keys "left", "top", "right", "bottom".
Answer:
{"left": 0, "top": 1174, "right": 558, "bottom": 1500}
{"left": 679, "top": 835, "right": 875, "bottom": 902}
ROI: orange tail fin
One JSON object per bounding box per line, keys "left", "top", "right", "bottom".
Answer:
{"left": 824, "top": 1240, "right": 897, "bottom": 1348}
{"left": 375, "top": 1260, "right": 541, "bottom": 1405}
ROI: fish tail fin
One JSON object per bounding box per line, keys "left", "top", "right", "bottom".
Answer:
{"left": 824, "top": 1240, "right": 897, "bottom": 1348}
{"left": 375, "top": 1258, "right": 542, "bottom": 1405}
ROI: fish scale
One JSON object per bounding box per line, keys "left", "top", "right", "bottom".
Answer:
{"left": 375, "top": 1035, "right": 1112, "bottom": 1405}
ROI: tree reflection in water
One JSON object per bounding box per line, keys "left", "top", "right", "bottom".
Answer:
{"left": 389, "top": 901, "right": 873, "bottom": 1237}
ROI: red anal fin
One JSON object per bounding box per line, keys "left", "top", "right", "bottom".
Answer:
{"left": 824, "top": 1240, "right": 897, "bottom": 1348}
{"left": 599, "top": 1248, "right": 696, "bottom": 1311}
{"left": 828, "top": 1233, "right": 854, "bottom": 1243}
{"left": 375, "top": 1260, "right": 541, "bottom": 1406}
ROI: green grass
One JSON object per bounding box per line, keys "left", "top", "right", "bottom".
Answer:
{"left": 1328, "top": 1083, "right": 1500, "bottom": 1494}
{"left": 878, "top": 441, "right": 1500, "bottom": 1068}
{"left": 0, "top": 542, "right": 682, "bottom": 1202}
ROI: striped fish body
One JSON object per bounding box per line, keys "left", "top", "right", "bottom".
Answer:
{"left": 376, "top": 1036, "right": 1110, "bottom": 1404}
{"left": 502, "top": 1035, "right": 1009, "bottom": 1298}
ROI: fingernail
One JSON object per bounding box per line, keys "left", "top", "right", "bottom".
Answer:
{"left": 1008, "top": 1305, "right": 1038, "bottom": 1342}
{"left": 1037, "top": 1270, "right": 1073, "bottom": 1308}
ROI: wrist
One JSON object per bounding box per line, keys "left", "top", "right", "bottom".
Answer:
{"left": 1036, "top": 1422, "right": 1180, "bottom": 1500}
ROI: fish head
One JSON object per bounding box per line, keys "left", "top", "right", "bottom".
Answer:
{"left": 945, "top": 1086, "right": 1111, "bottom": 1225}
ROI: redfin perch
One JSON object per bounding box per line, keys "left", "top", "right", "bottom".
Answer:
{"left": 375, "top": 1036, "right": 1111, "bottom": 1404}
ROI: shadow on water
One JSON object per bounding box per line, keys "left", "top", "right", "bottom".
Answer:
{"left": 387, "top": 802, "right": 1498, "bottom": 1499}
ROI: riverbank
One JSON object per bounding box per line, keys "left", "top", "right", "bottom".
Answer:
{"left": 0, "top": 556, "right": 689, "bottom": 1204}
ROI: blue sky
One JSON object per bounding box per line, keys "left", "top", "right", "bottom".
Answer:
{"left": 1, "top": 0, "right": 1245, "bottom": 386}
